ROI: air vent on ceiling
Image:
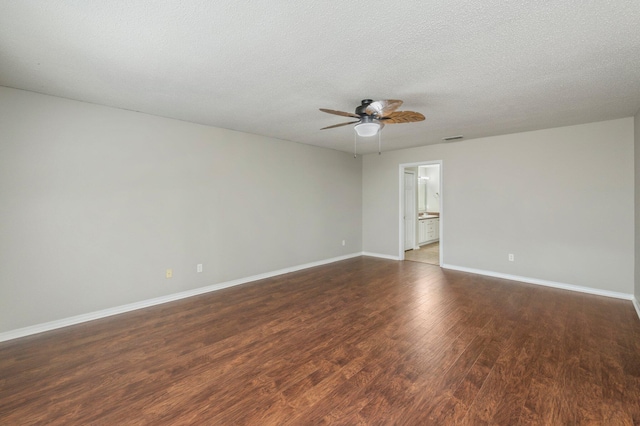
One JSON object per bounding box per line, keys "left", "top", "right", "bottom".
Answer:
{"left": 442, "top": 135, "right": 464, "bottom": 141}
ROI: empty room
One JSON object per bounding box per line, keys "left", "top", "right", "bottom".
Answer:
{"left": 1, "top": 1, "right": 639, "bottom": 424}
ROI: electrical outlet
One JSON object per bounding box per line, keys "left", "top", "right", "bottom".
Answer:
{"left": 508, "top": 254, "right": 514, "bottom": 262}
{"left": 197, "top": 264, "right": 203, "bottom": 273}
{"left": 166, "top": 268, "right": 173, "bottom": 278}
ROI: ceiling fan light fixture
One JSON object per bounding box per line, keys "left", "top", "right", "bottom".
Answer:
{"left": 354, "top": 121, "right": 380, "bottom": 137}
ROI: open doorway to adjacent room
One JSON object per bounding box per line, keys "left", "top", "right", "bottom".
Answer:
{"left": 400, "top": 161, "right": 442, "bottom": 266}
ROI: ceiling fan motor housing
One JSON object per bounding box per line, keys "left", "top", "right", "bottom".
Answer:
{"left": 355, "top": 99, "right": 374, "bottom": 116}
{"left": 359, "top": 115, "right": 379, "bottom": 125}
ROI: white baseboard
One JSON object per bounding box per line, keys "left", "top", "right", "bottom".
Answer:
{"left": 442, "top": 264, "right": 634, "bottom": 301}
{"left": 0, "top": 252, "right": 362, "bottom": 343}
{"left": 5, "top": 254, "right": 636, "bottom": 343}
{"left": 362, "top": 251, "right": 402, "bottom": 261}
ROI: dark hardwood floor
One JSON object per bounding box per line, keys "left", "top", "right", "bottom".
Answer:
{"left": 1, "top": 257, "right": 639, "bottom": 425}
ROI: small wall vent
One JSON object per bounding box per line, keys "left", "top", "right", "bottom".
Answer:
{"left": 442, "top": 135, "right": 464, "bottom": 141}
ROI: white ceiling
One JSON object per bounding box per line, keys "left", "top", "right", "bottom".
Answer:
{"left": 1, "top": 1, "right": 639, "bottom": 154}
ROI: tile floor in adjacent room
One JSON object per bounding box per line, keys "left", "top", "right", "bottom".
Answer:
{"left": 404, "top": 242, "right": 440, "bottom": 265}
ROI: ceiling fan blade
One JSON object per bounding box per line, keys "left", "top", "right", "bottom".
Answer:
{"left": 381, "top": 111, "right": 425, "bottom": 124}
{"left": 320, "top": 120, "right": 361, "bottom": 130}
{"left": 365, "top": 99, "right": 403, "bottom": 117}
{"left": 319, "top": 108, "right": 360, "bottom": 119}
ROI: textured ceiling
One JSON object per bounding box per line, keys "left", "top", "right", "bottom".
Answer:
{"left": 1, "top": 1, "right": 639, "bottom": 154}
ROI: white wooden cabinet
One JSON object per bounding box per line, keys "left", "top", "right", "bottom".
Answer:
{"left": 418, "top": 217, "right": 439, "bottom": 245}
{"left": 418, "top": 220, "right": 427, "bottom": 243}
{"left": 432, "top": 218, "right": 440, "bottom": 240}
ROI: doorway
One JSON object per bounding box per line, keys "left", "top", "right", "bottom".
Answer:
{"left": 399, "top": 161, "right": 442, "bottom": 266}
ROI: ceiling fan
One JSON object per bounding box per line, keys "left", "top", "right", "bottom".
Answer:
{"left": 319, "top": 99, "right": 425, "bottom": 156}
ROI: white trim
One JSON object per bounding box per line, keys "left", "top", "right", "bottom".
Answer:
{"left": 5, "top": 253, "right": 634, "bottom": 343}
{"left": 398, "top": 166, "right": 405, "bottom": 259}
{"left": 0, "top": 252, "right": 362, "bottom": 343}
{"left": 362, "top": 251, "right": 402, "bottom": 261}
{"left": 403, "top": 169, "right": 417, "bottom": 251}
{"left": 442, "top": 264, "right": 634, "bottom": 300}
{"left": 437, "top": 164, "right": 443, "bottom": 267}
{"left": 633, "top": 297, "right": 640, "bottom": 320}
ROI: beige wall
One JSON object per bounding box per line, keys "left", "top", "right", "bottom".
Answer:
{"left": 0, "top": 87, "right": 363, "bottom": 332}
{"left": 363, "top": 118, "right": 635, "bottom": 294}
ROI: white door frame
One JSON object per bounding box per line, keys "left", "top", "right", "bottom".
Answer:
{"left": 403, "top": 169, "right": 417, "bottom": 251}
{"left": 398, "top": 160, "right": 443, "bottom": 264}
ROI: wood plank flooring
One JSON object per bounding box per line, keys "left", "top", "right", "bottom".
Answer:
{"left": 1, "top": 257, "right": 639, "bottom": 425}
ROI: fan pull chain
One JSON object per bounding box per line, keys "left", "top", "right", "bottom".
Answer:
{"left": 378, "top": 131, "right": 381, "bottom": 155}
{"left": 354, "top": 133, "right": 357, "bottom": 158}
